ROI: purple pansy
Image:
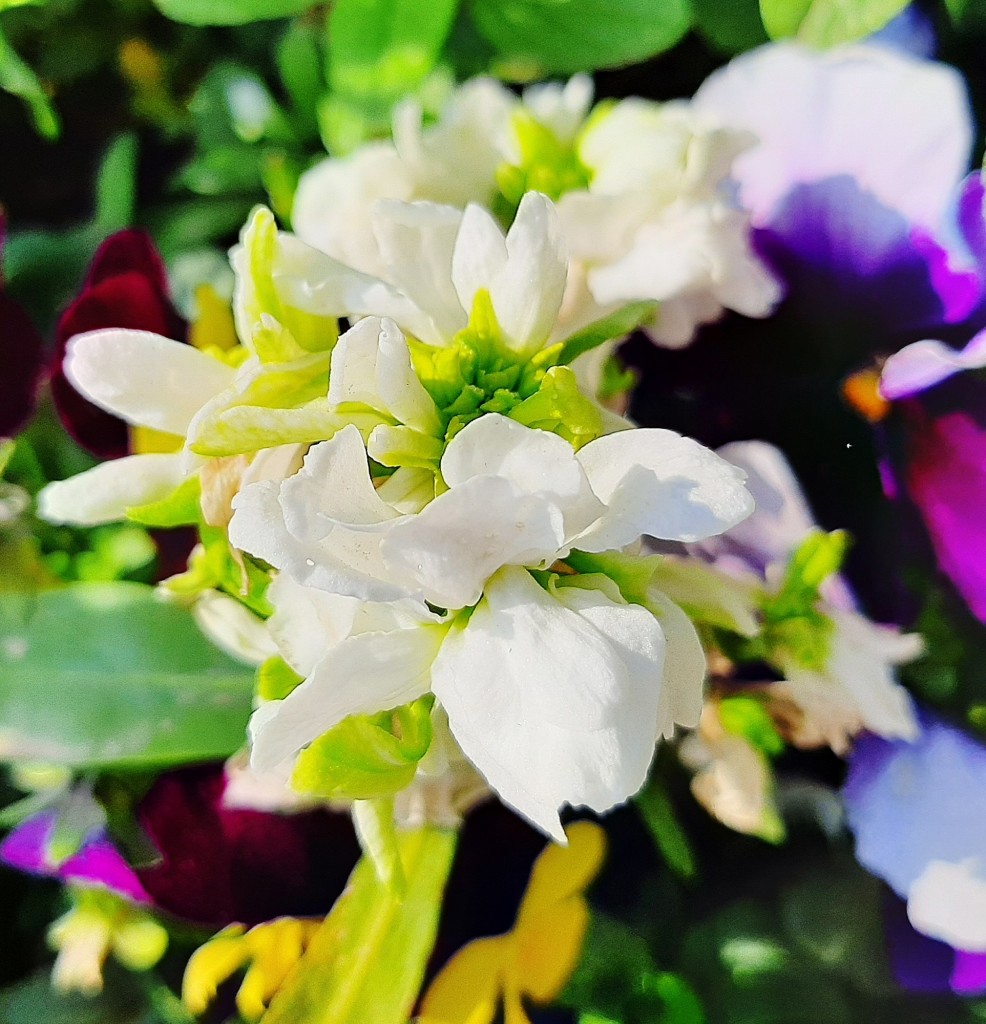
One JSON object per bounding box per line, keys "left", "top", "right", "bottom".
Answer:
{"left": 879, "top": 333, "right": 986, "bottom": 622}
{"left": 0, "top": 809, "right": 150, "bottom": 905}
{"left": 844, "top": 710, "right": 986, "bottom": 992}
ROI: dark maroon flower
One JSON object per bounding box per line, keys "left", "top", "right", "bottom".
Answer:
{"left": 51, "top": 230, "right": 186, "bottom": 459}
{"left": 0, "top": 214, "right": 46, "bottom": 439}
{"left": 134, "top": 766, "right": 361, "bottom": 929}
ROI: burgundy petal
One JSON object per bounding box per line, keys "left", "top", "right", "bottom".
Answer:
{"left": 134, "top": 766, "right": 361, "bottom": 929}
{"left": 51, "top": 230, "right": 186, "bottom": 459}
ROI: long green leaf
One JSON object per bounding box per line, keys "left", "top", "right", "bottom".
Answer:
{"left": 152, "top": 0, "right": 319, "bottom": 26}
{"left": 0, "top": 24, "right": 58, "bottom": 139}
{"left": 0, "top": 583, "right": 254, "bottom": 768}
{"left": 469, "top": 0, "right": 691, "bottom": 77}
{"left": 262, "top": 826, "right": 457, "bottom": 1024}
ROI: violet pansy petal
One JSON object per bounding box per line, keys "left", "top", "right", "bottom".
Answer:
{"left": 880, "top": 332, "right": 986, "bottom": 400}
{"left": 0, "top": 811, "right": 150, "bottom": 904}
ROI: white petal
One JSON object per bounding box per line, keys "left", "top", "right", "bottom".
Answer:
{"left": 249, "top": 623, "right": 443, "bottom": 774}
{"left": 441, "top": 414, "right": 603, "bottom": 536}
{"left": 65, "top": 329, "right": 236, "bottom": 435}
{"left": 575, "top": 429, "right": 755, "bottom": 549}
{"left": 491, "top": 192, "right": 568, "bottom": 356}
{"left": 432, "top": 566, "right": 664, "bottom": 839}
{"left": 37, "top": 454, "right": 186, "bottom": 526}
{"left": 645, "top": 590, "right": 706, "bottom": 736}
{"left": 450, "top": 203, "right": 508, "bottom": 318}
{"left": 229, "top": 479, "right": 413, "bottom": 604}
{"left": 693, "top": 42, "right": 972, "bottom": 230}
{"left": 192, "top": 591, "right": 276, "bottom": 666}
{"left": 329, "top": 317, "right": 440, "bottom": 434}
{"left": 908, "top": 858, "right": 986, "bottom": 951}
{"left": 279, "top": 426, "right": 399, "bottom": 544}
{"left": 372, "top": 200, "right": 467, "bottom": 342}
{"left": 381, "top": 476, "right": 565, "bottom": 609}
{"left": 266, "top": 574, "right": 360, "bottom": 676}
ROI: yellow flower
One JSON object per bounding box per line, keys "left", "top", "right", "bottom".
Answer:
{"left": 183, "top": 917, "right": 321, "bottom": 1022}
{"left": 418, "top": 820, "right": 606, "bottom": 1024}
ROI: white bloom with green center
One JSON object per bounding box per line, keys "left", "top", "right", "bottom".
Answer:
{"left": 292, "top": 74, "right": 779, "bottom": 354}
{"left": 230, "top": 413, "right": 754, "bottom": 838}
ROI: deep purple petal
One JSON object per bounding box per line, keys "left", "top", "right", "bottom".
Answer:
{"left": 754, "top": 177, "right": 976, "bottom": 344}
{"left": 898, "top": 376, "right": 986, "bottom": 622}
{"left": 884, "top": 891, "right": 955, "bottom": 994}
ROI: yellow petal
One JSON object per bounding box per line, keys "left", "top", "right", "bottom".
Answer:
{"left": 182, "top": 926, "right": 248, "bottom": 1016}
{"left": 191, "top": 284, "right": 238, "bottom": 353}
{"left": 517, "top": 821, "right": 606, "bottom": 921}
{"left": 418, "top": 936, "right": 509, "bottom": 1024}
{"left": 514, "top": 897, "right": 589, "bottom": 1003}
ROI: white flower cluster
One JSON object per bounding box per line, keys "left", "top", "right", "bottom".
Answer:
{"left": 40, "top": 190, "right": 755, "bottom": 839}
{"left": 293, "top": 75, "right": 781, "bottom": 349}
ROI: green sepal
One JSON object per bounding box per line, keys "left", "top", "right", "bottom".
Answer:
{"left": 291, "top": 697, "right": 434, "bottom": 802}
{"left": 125, "top": 473, "right": 202, "bottom": 528}
{"left": 557, "top": 301, "right": 658, "bottom": 367}
{"left": 164, "top": 526, "right": 273, "bottom": 618}
{"left": 353, "top": 797, "right": 404, "bottom": 892}
{"left": 718, "top": 696, "right": 785, "bottom": 758}
{"left": 261, "top": 825, "right": 458, "bottom": 1024}
{"left": 565, "top": 549, "right": 661, "bottom": 606}
{"left": 509, "top": 366, "right": 603, "bottom": 448}
{"left": 256, "top": 655, "right": 303, "bottom": 701}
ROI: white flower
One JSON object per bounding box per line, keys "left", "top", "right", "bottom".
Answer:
{"left": 231, "top": 413, "right": 753, "bottom": 838}
{"left": 292, "top": 75, "right": 780, "bottom": 354}
{"left": 292, "top": 78, "right": 516, "bottom": 279}
{"left": 695, "top": 440, "right": 920, "bottom": 749}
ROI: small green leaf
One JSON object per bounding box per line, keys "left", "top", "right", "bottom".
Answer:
{"left": 635, "top": 782, "right": 697, "bottom": 880}
{"left": 95, "top": 134, "right": 138, "bottom": 232}
{"left": 759, "top": 0, "right": 908, "bottom": 46}
{"left": 0, "top": 583, "right": 254, "bottom": 768}
{"left": 692, "top": 0, "right": 768, "bottom": 53}
{"left": 152, "top": 0, "right": 320, "bottom": 25}
{"left": 0, "top": 24, "right": 58, "bottom": 139}
{"left": 327, "top": 0, "right": 459, "bottom": 104}
{"left": 291, "top": 699, "right": 433, "bottom": 801}
{"left": 469, "top": 0, "right": 691, "bottom": 77}
{"left": 262, "top": 825, "right": 458, "bottom": 1024}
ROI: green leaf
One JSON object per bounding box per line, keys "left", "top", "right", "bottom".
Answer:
{"left": 468, "top": 0, "right": 691, "bottom": 77}
{"left": 327, "top": 0, "right": 459, "bottom": 102}
{"left": 692, "top": 0, "right": 768, "bottom": 53}
{"left": 635, "top": 781, "right": 697, "bottom": 880}
{"left": 0, "top": 583, "right": 254, "bottom": 768}
{"left": 759, "top": 0, "right": 908, "bottom": 46}
{"left": 352, "top": 797, "right": 404, "bottom": 891}
{"left": 95, "top": 133, "right": 138, "bottom": 233}
{"left": 152, "top": 0, "right": 320, "bottom": 25}
{"left": 0, "top": 24, "right": 58, "bottom": 139}
{"left": 262, "top": 826, "right": 458, "bottom": 1024}
{"left": 291, "top": 699, "right": 433, "bottom": 801}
